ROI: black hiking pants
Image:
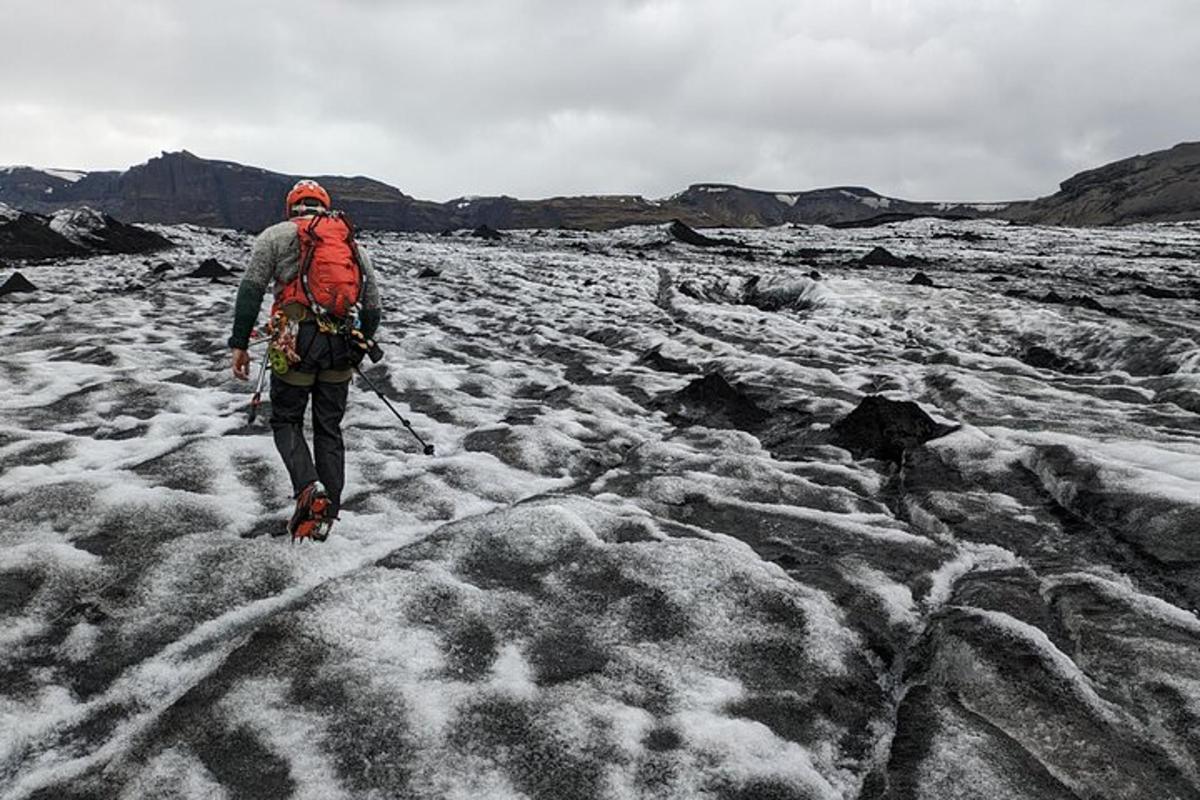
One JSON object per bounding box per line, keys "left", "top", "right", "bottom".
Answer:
{"left": 269, "top": 323, "right": 357, "bottom": 514}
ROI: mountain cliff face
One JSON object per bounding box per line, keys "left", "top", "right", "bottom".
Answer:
{"left": 1, "top": 152, "right": 448, "bottom": 232}
{"left": 3, "top": 142, "right": 1199, "bottom": 232}
{"left": 0, "top": 151, "right": 1003, "bottom": 233}
{"left": 1003, "top": 142, "right": 1200, "bottom": 226}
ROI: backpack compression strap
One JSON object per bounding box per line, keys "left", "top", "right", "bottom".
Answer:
{"left": 296, "top": 213, "right": 324, "bottom": 316}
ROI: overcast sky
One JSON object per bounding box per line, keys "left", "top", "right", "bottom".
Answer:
{"left": 3, "top": 0, "right": 1199, "bottom": 202}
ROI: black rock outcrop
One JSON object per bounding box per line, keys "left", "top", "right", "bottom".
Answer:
{"left": 1137, "top": 285, "right": 1183, "bottom": 299}
{"left": 73, "top": 212, "right": 174, "bottom": 255}
{"left": 0, "top": 212, "right": 84, "bottom": 260}
{"left": 188, "top": 258, "right": 232, "bottom": 278}
{"left": 667, "top": 220, "right": 742, "bottom": 248}
{"left": 830, "top": 211, "right": 972, "bottom": 229}
{"left": 657, "top": 373, "right": 770, "bottom": 431}
{"left": 1020, "top": 345, "right": 1086, "bottom": 374}
{"left": 0, "top": 271, "right": 39, "bottom": 296}
{"left": 0, "top": 206, "right": 171, "bottom": 260}
{"left": 1035, "top": 290, "right": 1109, "bottom": 313}
{"left": 831, "top": 395, "right": 956, "bottom": 463}
{"left": 908, "top": 272, "right": 935, "bottom": 287}
{"left": 859, "top": 246, "right": 918, "bottom": 268}
{"left": 471, "top": 225, "right": 505, "bottom": 240}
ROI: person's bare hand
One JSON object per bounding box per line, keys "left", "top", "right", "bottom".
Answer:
{"left": 231, "top": 348, "right": 251, "bottom": 380}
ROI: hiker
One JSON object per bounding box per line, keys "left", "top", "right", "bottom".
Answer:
{"left": 229, "top": 179, "right": 382, "bottom": 540}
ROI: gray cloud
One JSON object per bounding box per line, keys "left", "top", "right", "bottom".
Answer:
{"left": 2, "top": 0, "right": 1199, "bottom": 201}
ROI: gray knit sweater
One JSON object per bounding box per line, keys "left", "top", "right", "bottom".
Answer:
{"left": 228, "top": 215, "right": 382, "bottom": 349}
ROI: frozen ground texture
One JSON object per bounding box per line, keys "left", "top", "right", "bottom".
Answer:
{"left": 2, "top": 219, "right": 1200, "bottom": 799}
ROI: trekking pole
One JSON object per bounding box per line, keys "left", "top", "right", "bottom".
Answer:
{"left": 353, "top": 364, "right": 435, "bottom": 456}
{"left": 247, "top": 347, "right": 270, "bottom": 424}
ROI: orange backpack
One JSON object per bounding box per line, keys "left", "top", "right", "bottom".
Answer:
{"left": 276, "top": 213, "right": 363, "bottom": 319}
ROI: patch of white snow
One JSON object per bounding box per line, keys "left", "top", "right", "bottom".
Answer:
{"left": 42, "top": 169, "right": 87, "bottom": 183}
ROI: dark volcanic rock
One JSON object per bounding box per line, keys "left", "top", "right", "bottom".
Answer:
{"left": 719, "top": 247, "right": 755, "bottom": 261}
{"left": 417, "top": 267, "right": 442, "bottom": 279}
{"left": 1020, "top": 345, "right": 1086, "bottom": 374}
{"left": 859, "top": 246, "right": 912, "bottom": 268}
{"left": 94, "top": 216, "right": 173, "bottom": 254}
{"left": 831, "top": 211, "right": 971, "bottom": 229}
{"left": 1070, "top": 294, "right": 1108, "bottom": 312}
{"left": 668, "top": 220, "right": 741, "bottom": 248}
{"left": 657, "top": 373, "right": 770, "bottom": 431}
{"left": 0, "top": 271, "right": 39, "bottom": 296}
{"left": 188, "top": 258, "right": 232, "bottom": 278}
{"left": 1037, "top": 290, "right": 1109, "bottom": 313}
{"left": 932, "top": 229, "right": 988, "bottom": 242}
{"left": 471, "top": 225, "right": 504, "bottom": 240}
{"left": 1138, "top": 285, "right": 1183, "bottom": 299}
{"left": 789, "top": 247, "right": 830, "bottom": 261}
{"left": 831, "top": 395, "right": 956, "bottom": 463}
{"left": 50, "top": 208, "right": 174, "bottom": 255}
{"left": 0, "top": 211, "right": 85, "bottom": 260}
{"left": 908, "top": 272, "right": 935, "bottom": 287}
{"left": 0, "top": 206, "right": 171, "bottom": 260}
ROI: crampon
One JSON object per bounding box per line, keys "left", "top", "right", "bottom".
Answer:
{"left": 289, "top": 482, "right": 334, "bottom": 543}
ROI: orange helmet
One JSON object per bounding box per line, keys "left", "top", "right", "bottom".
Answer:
{"left": 285, "top": 179, "right": 331, "bottom": 216}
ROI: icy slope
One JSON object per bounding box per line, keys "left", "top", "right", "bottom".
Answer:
{"left": 1, "top": 219, "right": 1200, "bottom": 799}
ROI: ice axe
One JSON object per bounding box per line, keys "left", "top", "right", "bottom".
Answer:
{"left": 353, "top": 364, "right": 435, "bottom": 456}
{"left": 247, "top": 347, "right": 270, "bottom": 424}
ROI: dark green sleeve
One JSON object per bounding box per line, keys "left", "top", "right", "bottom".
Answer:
{"left": 229, "top": 230, "right": 278, "bottom": 349}
{"left": 228, "top": 281, "right": 266, "bottom": 349}
{"left": 360, "top": 307, "right": 381, "bottom": 340}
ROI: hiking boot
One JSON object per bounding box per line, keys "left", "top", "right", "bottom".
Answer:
{"left": 289, "top": 481, "right": 332, "bottom": 542}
